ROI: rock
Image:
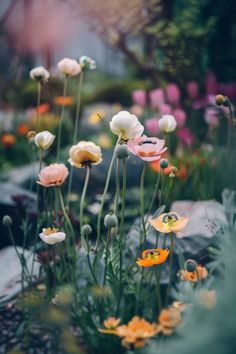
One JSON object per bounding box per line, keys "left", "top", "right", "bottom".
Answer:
{"left": 0, "top": 162, "right": 41, "bottom": 188}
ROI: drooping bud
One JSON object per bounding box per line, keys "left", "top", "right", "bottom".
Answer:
{"left": 160, "top": 158, "right": 169, "bottom": 169}
{"left": 81, "top": 224, "right": 92, "bottom": 236}
{"left": 115, "top": 145, "right": 130, "bottom": 159}
{"left": 215, "top": 94, "right": 226, "bottom": 106}
{"left": 184, "top": 259, "right": 197, "bottom": 272}
{"left": 2, "top": 215, "right": 13, "bottom": 227}
{"left": 104, "top": 213, "right": 118, "bottom": 229}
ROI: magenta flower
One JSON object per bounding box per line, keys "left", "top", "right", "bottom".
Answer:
{"left": 186, "top": 81, "right": 199, "bottom": 99}
{"left": 172, "top": 109, "right": 186, "bottom": 127}
{"left": 159, "top": 103, "right": 172, "bottom": 115}
{"left": 127, "top": 135, "right": 167, "bottom": 162}
{"left": 149, "top": 88, "right": 165, "bottom": 109}
{"left": 205, "top": 72, "right": 218, "bottom": 95}
{"left": 132, "top": 90, "right": 147, "bottom": 107}
{"left": 145, "top": 118, "right": 160, "bottom": 135}
{"left": 177, "top": 127, "right": 195, "bottom": 146}
{"left": 166, "top": 83, "right": 181, "bottom": 105}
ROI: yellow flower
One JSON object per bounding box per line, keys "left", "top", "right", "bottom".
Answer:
{"left": 149, "top": 212, "right": 189, "bottom": 234}
{"left": 136, "top": 248, "right": 169, "bottom": 267}
{"left": 178, "top": 265, "right": 208, "bottom": 282}
{"left": 68, "top": 141, "right": 102, "bottom": 168}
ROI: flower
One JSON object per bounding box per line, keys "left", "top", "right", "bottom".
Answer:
{"left": 54, "top": 96, "right": 74, "bottom": 106}
{"left": 30, "top": 66, "right": 50, "bottom": 82}
{"left": 145, "top": 118, "right": 160, "bottom": 135}
{"left": 39, "top": 227, "right": 66, "bottom": 245}
{"left": 128, "top": 135, "right": 167, "bottom": 162}
{"left": 34, "top": 131, "right": 55, "bottom": 150}
{"left": 79, "top": 56, "right": 96, "bottom": 70}
{"left": 177, "top": 127, "right": 195, "bottom": 146}
{"left": 1, "top": 133, "right": 15, "bottom": 147}
{"left": 166, "top": 83, "right": 181, "bottom": 105}
{"left": 132, "top": 90, "right": 146, "bottom": 107}
{"left": 149, "top": 88, "right": 165, "bottom": 109}
{"left": 136, "top": 248, "right": 170, "bottom": 267}
{"left": 57, "top": 58, "right": 81, "bottom": 76}
{"left": 204, "top": 107, "right": 220, "bottom": 127}
{"left": 149, "top": 212, "right": 189, "bottom": 234}
{"left": 69, "top": 141, "right": 102, "bottom": 168}
{"left": 178, "top": 265, "right": 208, "bottom": 282}
{"left": 172, "top": 109, "right": 186, "bottom": 127}
{"left": 158, "top": 306, "right": 182, "bottom": 335}
{"left": 37, "top": 163, "right": 69, "bottom": 187}
{"left": 159, "top": 103, "right": 172, "bottom": 115}
{"left": 159, "top": 115, "right": 177, "bottom": 133}
{"left": 103, "top": 317, "right": 121, "bottom": 329}
{"left": 109, "top": 111, "right": 144, "bottom": 140}
{"left": 150, "top": 160, "right": 174, "bottom": 175}
{"left": 187, "top": 81, "right": 199, "bottom": 99}
{"left": 17, "top": 123, "right": 30, "bottom": 136}
{"left": 99, "top": 316, "right": 159, "bottom": 349}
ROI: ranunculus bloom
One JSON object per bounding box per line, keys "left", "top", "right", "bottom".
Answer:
{"left": 187, "top": 81, "right": 199, "bottom": 99}
{"left": 177, "top": 127, "right": 195, "bottom": 146}
{"left": 39, "top": 227, "right": 66, "bottom": 245}
{"left": 172, "top": 109, "right": 186, "bottom": 127}
{"left": 1, "top": 133, "right": 15, "bottom": 147}
{"left": 132, "top": 90, "right": 146, "bottom": 107}
{"left": 57, "top": 58, "right": 81, "bottom": 76}
{"left": 166, "top": 83, "right": 181, "bottom": 105}
{"left": 99, "top": 316, "right": 159, "bottom": 350}
{"left": 159, "top": 115, "right": 177, "bottom": 133}
{"left": 69, "top": 141, "right": 102, "bottom": 168}
{"left": 30, "top": 66, "right": 50, "bottom": 82}
{"left": 136, "top": 248, "right": 170, "bottom": 267}
{"left": 150, "top": 212, "right": 189, "bottom": 234}
{"left": 104, "top": 317, "right": 121, "bottom": 329}
{"left": 145, "top": 118, "right": 160, "bottom": 135}
{"left": 158, "top": 306, "right": 182, "bottom": 335}
{"left": 149, "top": 88, "right": 165, "bottom": 109}
{"left": 34, "top": 131, "right": 55, "bottom": 150}
{"left": 159, "top": 103, "right": 172, "bottom": 115}
{"left": 127, "top": 135, "right": 166, "bottom": 162}
{"left": 178, "top": 265, "right": 208, "bottom": 282}
{"left": 37, "top": 163, "right": 69, "bottom": 187}
{"left": 109, "top": 111, "right": 144, "bottom": 140}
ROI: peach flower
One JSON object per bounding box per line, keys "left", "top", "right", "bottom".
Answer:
{"left": 127, "top": 135, "right": 167, "bottom": 162}
{"left": 150, "top": 212, "right": 189, "bottom": 234}
{"left": 37, "top": 163, "right": 69, "bottom": 187}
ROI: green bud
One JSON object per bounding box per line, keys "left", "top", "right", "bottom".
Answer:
{"left": 2, "top": 215, "right": 13, "bottom": 227}
{"left": 81, "top": 224, "right": 92, "bottom": 236}
{"left": 104, "top": 213, "right": 118, "bottom": 229}
{"left": 184, "top": 259, "right": 197, "bottom": 272}
{"left": 115, "top": 145, "right": 130, "bottom": 159}
{"left": 160, "top": 158, "right": 169, "bottom": 169}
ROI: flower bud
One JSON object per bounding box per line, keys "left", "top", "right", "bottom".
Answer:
{"left": 115, "top": 145, "right": 130, "bottom": 159}
{"left": 160, "top": 158, "right": 169, "bottom": 169}
{"left": 2, "top": 215, "right": 13, "bottom": 226}
{"left": 215, "top": 94, "right": 225, "bottom": 106}
{"left": 81, "top": 224, "right": 92, "bottom": 236}
{"left": 169, "top": 171, "right": 175, "bottom": 178}
{"left": 184, "top": 259, "right": 197, "bottom": 272}
{"left": 172, "top": 166, "right": 178, "bottom": 173}
{"left": 27, "top": 131, "right": 36, "bottom": 141}
{"left": 104, "top": 213, "right": 118, "bottom": 229}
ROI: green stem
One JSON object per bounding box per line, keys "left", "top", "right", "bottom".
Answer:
{"left": 226, "top": 97, "right": 234, "bottom": 151}
{"left": 95, "top": 136, "right": 121, "bottom": 251}
{"left": 140, "top": 162, "right": 147, "bottom": 248}
{"left": 79, "top": 165, "right": 90, "bottom": 227}
{"left": 56, "top": 75, "right": 68, "bottom": 162}
{"left": 114, "top": 158, "right": 120, "bottom": 215}
{"left": 155, "top": 266, "right": 162, "bottom": 313}
{"left": 103, "top": 228, "right": 111, "bottom": 287}
{"left": 57, "top": 187, "right": 74, "bottom": 237}
{"left": 159, "top": 169, "right": 165, "bottom": 206}
{"left": 36, "top": 81, "right": 41, "bottom": 132}
{"left": 165, "top": 232, "right": 174, "bottom": 305}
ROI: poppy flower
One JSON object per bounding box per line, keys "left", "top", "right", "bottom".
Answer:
{"left": 149, "top": 212, "right": 189, "bottom": 234}
{"left": 69, "top": 141, "right": 102, "bottom": 168}
{"left": 103, "top": 317, "right": 121, "bottom": 329}
{"left": 150, "top": 159, "right": 173, "bottom": 175}
{"left": 17, "top": 123, "right": 30, "bottom": 136}
{"left": 178, "top": 265, "right": 208, "bottom": 282}
{"left": 128, "top": 135, "right": 167, "bottom": 162}
{"left": 1, "top": 133, "right": 15, "bottom": 147}
{"left": 136, "top": 248, "right": 169, "bottom": 267}
{"left": 157, "top": 306, "right": 182, "bottom": 335}
{"left": 37, "top": 163, "right": 69, "bottom": 187}
{"left": 54, "top": 96, "right": 74, "bottom": 106}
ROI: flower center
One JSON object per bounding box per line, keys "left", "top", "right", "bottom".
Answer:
{"left": 146, "top": 250, "right": 160, "bottom": 260}
{"left": 162, "top": 213, "right": 179, "bottom": 227}
{"left": 44, "top": 227, "right": 59, "bottom": 235}
{"left": 139, "top": 140, "right": 156, "bottom": 145}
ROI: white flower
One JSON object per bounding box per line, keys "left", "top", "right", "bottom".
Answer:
{"left": 30, "top": 66, "right": 50, "bottom": 82}
{"left": 57, "top": 58, "right": 81, "bottom": 76}
{"left": 109, "top": 111, "right": 144, "bottom": 140}
{"left": 34, "top": 131, "right": 55, "bottom": 150}
{"left": 39, "top": 228, "right": 66, "bottom": 245}
{"left": 69, "top": 140, "right": 102, "bottom": 168}
{"left": 79, "top": 56, "right": 96, "bottom": 70}
{"left": 159, "top": 115, "right": 177, "bottom": 133}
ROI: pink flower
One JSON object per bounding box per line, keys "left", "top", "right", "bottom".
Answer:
{"left": 132, "top": 90, "right": 146, "bottom": 107}
{"left": 177, "top": 127, "right": 195, "bottom": 146}
{"left": 204, "top": 107, "right": 219, "bottom": 127}
{"left": 127, "top": 135, "right": 167, "bottom": 162}
{"left": 166, "top": 83, "right": 181, "bottom": 105}
{"left": 149, "top": 89, "right": 165, "bottom": 109}
{"left": 172, "top": 109, "right": 186, "bottom": 127}
{"left": 187, "top": 81, "right": 199, "bottom": 99}
{"left": 159, "top": 103, "right": 172, "bottom": 115}
{"left": 37, "top": 163, "right": 69, "bottom": 187}
{"left": 145, "top": 118, "right": 160, "bottom": 135}
{"left": 205, "top": 72, "right": 218, "bottom": 95}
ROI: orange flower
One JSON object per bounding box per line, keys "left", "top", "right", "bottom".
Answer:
{"left": 149, "top": 212, "right": 189, "bottom": 234}
{"left": 103, "top": 317, "right": 121, "bottom": 329}
{"left": 178, "top": 265, "right": 208, "bottom": 282}
{"left": 1, "top": 133, "right": 15, "bottom": 147}
{"left": 176, "top": 163, "right": 188, "bottom": 180}
{"left": 136, "top": 248, "right": 169, "bottom": 267}
{"left": 37, "top": 103, "right": 50, "bottom": 114}
{"left": 150, "top": 159, "right": 173, "bottom": 175}
{"left": 54, "top": 96, "right": 74, "bottom": 106}
{"left": 17, "top": 123, "right": 30, "bottom": 136}
{"left": 99, "top": 316, "right": 159, "bottom": 349}
{"left": 158, "top": 306, "right": 182, "bottom": 335}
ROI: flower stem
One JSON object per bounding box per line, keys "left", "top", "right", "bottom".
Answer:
{"left": 57, "top": 187, "right": 74, "bottom": 238}
{"left": 103, "top": 228, "right": 111, "bottom": 287}
{"left": 80, "top": 165, "right": 90, "bottom": 227}
{"left": 95, "top": 136, "right": 121, "bottom": 251}
{"left": 145, "top": 172, "right": 161, "bottom": 223}
{"left": 114, "top": 158, "right": 120, "bottom": 215}
{"left": 226, "top": 97, "right": 234, "bottom": 151}
{"left": 140, "top": 162, "right": 147, "bottom": 248}
{"left": 56, "top": 75, "right": 68, "bottom": 162}
{"left": 36, "top": 81, "right": 41, "bottom": 132}
{"left": 165, "top": 232, "right": 174, "bottom": 305}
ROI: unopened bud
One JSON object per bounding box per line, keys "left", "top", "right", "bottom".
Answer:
{"left": 27, "top": 131, "right": 36, "bottom": 141}
{"left": 185, "top": 259, "right": 197, "bottom": 272}
{"left": 104, "top": 213, "right": 118, "bottom": 229}
{"left": 160, "top": 158, "right": 169, "bottom": 169}
{"left": 2, "top": 215, "right": 13, "bottom": 227}
{"left": 81, "top": 224, "right": 92, "bottom": 236}
{"left": 215, "top": 94, "right": 225, "bottom": 106}
{"left": 115, "top": 145, "right": 130, "bottom": 159}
